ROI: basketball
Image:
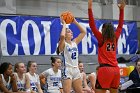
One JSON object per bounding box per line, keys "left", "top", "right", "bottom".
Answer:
{"left": 61, "top": 11, "right": 74, "bottom": 24}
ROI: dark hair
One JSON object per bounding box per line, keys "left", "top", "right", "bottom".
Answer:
{"left": 56, "top": 47, "right": 60, "bottom": 55}
{"left": 56, "top": 38, "right": 61, "bottom": 55}
{"left": 135, "top": 58, "right": 140, "bottom": 66}
{"left": 14, "top": 62, "right": 24, "bottom": 72}
{"left": 50, "top": 56, "right": 60, "bottom": 66}
{"left": 27, "top": 61, "right": 36, "bottom": 72}
{"left": 78, "top": 60, "right": 82, "bottom": 65}
{"left": 0, "top": 62, "right": 12, "bottom": 74}
{"left": 102, "top": 23, "right": 116, "bottom": 43}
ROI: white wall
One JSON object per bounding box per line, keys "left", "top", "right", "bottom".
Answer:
{"left": 113, "top": 5, "right": 135, "bottom": 21}
{"left": 0, "top": 0, "right": 140, "bottom": 21}
{"left": 0, "top": 0, "right": 16, "bottom": 14}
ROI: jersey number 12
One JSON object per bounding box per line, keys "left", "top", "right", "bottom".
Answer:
{"left": 71, "top": 52, "right": 76, "bottom": 59}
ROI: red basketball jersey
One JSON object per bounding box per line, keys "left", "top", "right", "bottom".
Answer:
{"left": 88, "top": 8, "right": 124, "bottom": 66}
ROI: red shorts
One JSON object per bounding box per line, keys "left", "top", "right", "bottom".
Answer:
{"left": 95, "top": 66, "right": 120, "bottom": 89}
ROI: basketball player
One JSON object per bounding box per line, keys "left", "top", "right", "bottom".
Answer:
{"left": 88, "top": 0, "right": 125, "bottom": 93}
{"left": 14, "top": 62, "right": 31, "bottom": 92}
{"left": 57, "top": 16, "right": 86, "bottom": 93}
{"left": 78, "top": 61, "right": 95, "bottom": 93}
{"left": 26, "top": 61, "right": 43, "bottom": 93}
{"left": 0, "top": 62, "right": 18, "bottom": 92}
{"left": 40, "top": 56, "right": 63, "bottom": 93}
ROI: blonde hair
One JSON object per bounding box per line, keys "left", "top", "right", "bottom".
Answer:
{"left": 14, "top": 62, "right": 24, "bottom": 72}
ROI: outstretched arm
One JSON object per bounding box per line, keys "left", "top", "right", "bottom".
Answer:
{"left": 58, "top": 17, "right": 66, "bottom": 53}
{"left": 73, "top": 18, "right": 86, "bottom": 45}
{"left": 88, "top": 0, "right": 102, "bottom": 44}
{"left": 115, "top": 0, "right": 125, "bottom": 40}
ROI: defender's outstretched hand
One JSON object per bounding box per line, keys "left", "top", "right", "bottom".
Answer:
{"left": 88, "top": 0, "right": 92, "bottom": 9}
{"left": 118, "top": 0, "right": 126, "bottom": 9}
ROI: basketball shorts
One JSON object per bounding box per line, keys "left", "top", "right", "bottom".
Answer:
{"left": 61, "top": 67, "right": 81, "bottom": 80}
{"left": 95, "top": 66, "right": 120, "bottom": 89}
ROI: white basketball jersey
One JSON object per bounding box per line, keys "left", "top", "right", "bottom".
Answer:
{"left": 63, "top": 41, "right": 78, "bottom": 67}
{"left": 26, "top": 72, "right": 40, "bottom": 92}
{"left": 0, "top": 74, "right": 11, "bottom": 91}
{"left": 42, "top": 68, "right": 62, "bottom": 90}
{"left": 14, "top": 73, "right": 26, "bottom": 91}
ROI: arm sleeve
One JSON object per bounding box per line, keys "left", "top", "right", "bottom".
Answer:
{"left": 115, "top": 9, "right": 124, "bottom": 40}
{"left": 88, "top": 8, "right": 103, "bottom": 45}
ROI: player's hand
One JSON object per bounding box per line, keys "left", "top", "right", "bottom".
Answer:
{"left": 72, "top": 18, "right": 76, "bottom": 23}
{"left": 117, "top": 0, "right": 126, "bottom": 9}
{"left": 88, "top": 0, "right": 93, "bottom": 9}
{"left": 60, "top": 16, "right": 66, "bottom": 25}
{"left": 72, "top": 18, "right": 78, "bottom": 24}
{"left": 10, "top": 73, "right": 16, "bottom": 83}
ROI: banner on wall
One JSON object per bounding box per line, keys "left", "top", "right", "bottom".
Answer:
{"left": 0, "top": 16, "right": 138, "bottom": 56}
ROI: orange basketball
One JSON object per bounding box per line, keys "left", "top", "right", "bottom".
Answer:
{"left": 61, "top": 11, "right": 74, "bottom": 24}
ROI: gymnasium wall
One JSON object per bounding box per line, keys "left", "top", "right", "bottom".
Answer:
{"left": 0, "top": 0, "right": 139, "bottom": 21}
{"left": 0, "top": 54, "right": 136, "bottom": 74}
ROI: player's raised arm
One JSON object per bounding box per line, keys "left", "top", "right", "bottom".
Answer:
{"left": 73, "top": 18, "right": 86, "bottom": 45}
{"left": 88, "top": 0, "right": 98, "bottom": 32}
{"left": 58, "top": 17, "right": 66, "bottom": 53}
{"left": 116, "top": 0, "right": 125, "bottom": 39}
{"left": 88, "top": 0, "right": 102, "bottom": 44}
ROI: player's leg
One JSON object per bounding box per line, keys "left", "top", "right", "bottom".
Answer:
{"left": 95, "top": 79, "right": 108, "bottom": 93}
{"left": 95, "top": 89, "right": 107, "bottom": 93}
{"left": 109, "top": 88, "right": 118, "bottom": 93}
{"left": 63, "top": 79, "right": 72, "bottom": 93}
{"left": 72, "top": 78, "right": 83, "bottom": 93}
{"left": 72, "top": 67, "right": 83, "bottom": 93}
{"left": 62, "top": 67, "right": 73, "bottom": 93}
{"left": 110, "top": 67, "right": 120, "bottom": 93}
{"left": 88, "top": 73, "right": 96, "bottom": 90}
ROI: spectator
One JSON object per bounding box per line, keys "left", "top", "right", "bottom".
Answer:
{"left": 129, "top": 58, "right": 140, "bottom": 88}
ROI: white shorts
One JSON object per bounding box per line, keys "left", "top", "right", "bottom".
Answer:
{"left": 62, "top": 67, "right": 81, "bottom": 80}
{"left": 47, "top": 89, "right": 60, "bottom": 93}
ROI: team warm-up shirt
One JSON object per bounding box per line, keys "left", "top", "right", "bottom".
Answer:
{"left": 42, "top": 68, "right": 62, "bottom": 90}
{"left": 63, "top": 41, "right": 78, "bottom": 67}
{"left": 14, "top": 73, "right": 26, "bottom": 91}
{"left": 26, "top": 72, "right": 40, "bottom": 92}
{"left": 88, "top": 8, "right": 124, "bottom": 67}
{"left": 0, "top": 74, "right": 12, "bottom": 92}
